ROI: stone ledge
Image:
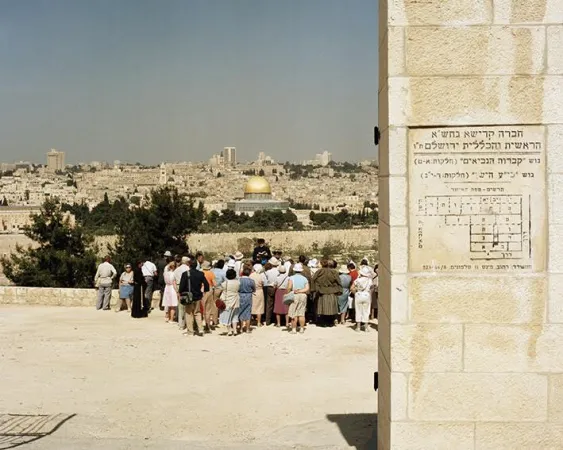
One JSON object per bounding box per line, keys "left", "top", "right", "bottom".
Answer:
{"left": 0, "top": 287, "right": 161, "bottom": 307}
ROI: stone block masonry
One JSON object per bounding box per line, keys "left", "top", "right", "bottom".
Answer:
{"left": 0, "top": 287, "right": 161, "bottom": 307}
{"left": 378, "top": 0, "right": 563, "bottom": 448}
{"left": 186, "top": 228, "right": 378, "bottom": 256}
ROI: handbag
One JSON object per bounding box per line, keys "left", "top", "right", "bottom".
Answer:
{"left": 179, "top": 270, "right": 194, "bottom": 305}
{"left": 215, "top": 281, "right": 226, "bottom": 311}
{"left": 283, "top": 291, "right": 295, "bottom": 305}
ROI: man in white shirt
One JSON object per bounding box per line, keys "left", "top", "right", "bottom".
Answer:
{"left": 174, "top": 256, "right": 190, "bottom": 330}
{"left": 94, "top": 256, "right": 117, "bottom": 310}
{"left": 142, "top": 259, "right": 157, "bottom": 314}
{"left": 264, "top": 257, "right": 280, "bottom": 325}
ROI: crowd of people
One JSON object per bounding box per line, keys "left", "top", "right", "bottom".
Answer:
{"left": 93, "top": 238, "right": 379, "bottom": 336}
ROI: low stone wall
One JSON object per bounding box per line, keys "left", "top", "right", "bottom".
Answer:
{"left": 0, "top": 287, "right": 162, "bottom": 307}
{"left": 187, "top": 228, "right": 378, "bottom": 255}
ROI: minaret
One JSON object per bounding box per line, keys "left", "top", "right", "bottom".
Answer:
{"left": 159, "top": 162, "right": 167, "bottom": 185}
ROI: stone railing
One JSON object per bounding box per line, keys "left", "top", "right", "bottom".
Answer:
{"left": 0, "top": 287, "right": 162, "bottom": 307}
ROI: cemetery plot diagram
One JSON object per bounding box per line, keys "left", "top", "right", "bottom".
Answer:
{"left": 415, "top": 194, "right": 530, "bottom": 261}
{"left": 408, "top": 125, "right": 545, "bottom": 273}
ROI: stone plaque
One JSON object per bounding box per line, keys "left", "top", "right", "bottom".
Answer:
{"left": 408, "top": 125, "right": 546, "bottom": 273}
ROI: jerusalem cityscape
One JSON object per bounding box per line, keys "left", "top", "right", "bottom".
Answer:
{"left": 2, "top": 0, "right": 563, "bottom": 449}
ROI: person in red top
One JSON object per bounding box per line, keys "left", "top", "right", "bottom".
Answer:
{"left": 348, "top": 262, "right": 359, "bottom": 282}
{"left": 347, "top": 262, "right": 358, "bottom": 322}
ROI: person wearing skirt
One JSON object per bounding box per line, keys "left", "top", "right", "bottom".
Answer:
{"left": 351, "top": 266, "right": 374, "bottom": 332}
{"left": 162, "top": 261, "right": 179, "bottom": 322}
{"left": 250, "top": 264, "right": 266, "bottom": 326}
{"left": 238, "top": 267, "right": 255, "bottom": 333}
{"left": 312, "top": 259, "right": 342, "bottom": 326}
{"left": 116, "top": 263, "right": 134, "bottom": 312}
{"left": 273, "top": 265, "right": 290, "bottom": 328}
{"left": 219, "top": 269, "right": 241, "bottom": 336}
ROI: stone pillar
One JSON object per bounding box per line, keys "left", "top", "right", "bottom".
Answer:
{"left": 378, "top": 0, "right": 563, "bottom": 448}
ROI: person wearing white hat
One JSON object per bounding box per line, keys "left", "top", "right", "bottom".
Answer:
{"left": 337, "top": 265, "right": 352, "bottom": 325}
{"left": 351, "top": 266, "right": 374, "bottom": 332}
{"left": 307, "top": 259, "right": 319, "bottom": 276}
{"left": 286, "top": 263, "right": 310, "bottom": 334}
{"left": 273, "top": 265, "right": 290, "bottom": 328}
{"left": 250, "top": 264, "right": 266, "bottom": 326}
{"left": 157, "top": 251, "right": 174, "bottom": 311}
{"left": 233, "top": 251, "right": 244, "bottom": 279}
{"left": 263, "top": 260, "right": 280, "bottom": 325}
{"left": 174, "top": 256, "right": 190, "bottom": 330}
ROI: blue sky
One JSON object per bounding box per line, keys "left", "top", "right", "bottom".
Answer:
{"left": 0, "top": 0, "right": 378, "bottom": 164}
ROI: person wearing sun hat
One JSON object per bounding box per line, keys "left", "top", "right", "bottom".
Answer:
{"left": 233, "top": 251, "right": 244, "bottom": 279}
{"left": 250, "top": 263, "right": 266, "bottom": 326}
{"left": 337, "top": 265, "right": 352, "bottom": 325}
{"left": 201, "top": 261, "right": 217, "bottom": 331}
{"left": 273, "top": 264, "right": 291, "bottom": 328}
{"left": 351, "top": 266, "right": 375, "bottom": 332}
{"left": 286, "top": 263, "right": 310, "bottom": 334}
{"left": 264, "top": 258, "right": 280, "bottom": 325}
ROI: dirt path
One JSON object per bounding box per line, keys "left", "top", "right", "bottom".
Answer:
{"left": 0, "top": 306, "right": 378, "bottom": 449}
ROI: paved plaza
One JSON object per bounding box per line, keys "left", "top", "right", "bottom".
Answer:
{"left": 0, "top": 306, "right": 378, "bottom": 449}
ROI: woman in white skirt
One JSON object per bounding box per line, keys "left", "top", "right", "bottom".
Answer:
{"left": 162, "top": 261, "right": 179, "bottom": 322}
{"left": 351, "top": 266, "right": 374, "bottom": 332}
{"left": 219, "top": 269, "right": 241, "bottom": 336}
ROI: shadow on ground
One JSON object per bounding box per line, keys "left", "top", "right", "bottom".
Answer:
{"left": 0, "top": 413, "right": 75, "bottom": 449}
{"left": 326, "top": 413, "right": 377, "bottom": 449}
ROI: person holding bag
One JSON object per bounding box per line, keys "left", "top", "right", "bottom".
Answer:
{"left": 179, "top": 260, "right": 209, "bottom": 337}
{"left": 286, "top": 263, "right": 310, "bottom": 334}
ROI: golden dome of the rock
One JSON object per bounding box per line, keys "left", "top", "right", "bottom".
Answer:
{"left": 244, "top": 176, "right": 272, "bottom": 194}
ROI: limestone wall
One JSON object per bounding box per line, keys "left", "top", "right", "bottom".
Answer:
{"left": 94, "top": 229, "right": 378, "bottom": 257}
{"left": 0, "top": 286, "right": 160, "bottom": 307}
{"left": 187, "top": 228, "right": 378, "bottom": 255}
{"left": 379, "top": 0, "right": 563, "bottom": 448}
{"left": 0, "top": 286, "right": 112, "bottom": 307}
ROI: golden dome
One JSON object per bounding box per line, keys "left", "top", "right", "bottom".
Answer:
{"left": 244, "top": 176, "right": 272, "bottom": 194}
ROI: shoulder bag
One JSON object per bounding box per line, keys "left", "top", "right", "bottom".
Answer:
{"left": 179, "top": 270, "right": 194, "bottom": 305}
{"left": 283, "top": 276, "right": 295, "bottom": 305}
{"left": 216, "top": 281, "right": 226, "bottom": 311}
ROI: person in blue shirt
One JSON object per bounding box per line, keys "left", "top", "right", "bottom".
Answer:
{"left": 286, "top": 263, "right": 310, "bottom": 334}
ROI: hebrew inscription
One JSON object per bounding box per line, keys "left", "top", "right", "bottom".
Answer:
{"left": 408, "top": 125, "right": 546, "bottom": 272}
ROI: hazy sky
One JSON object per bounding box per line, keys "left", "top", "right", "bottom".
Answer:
{"left": 0, "top": 0, "right": 378, "bottom": 164}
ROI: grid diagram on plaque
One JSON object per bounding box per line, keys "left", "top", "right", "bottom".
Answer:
{"left": 416, "top": 195, "right": 528, "bottom": 260}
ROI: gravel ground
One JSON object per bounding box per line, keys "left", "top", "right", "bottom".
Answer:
{"left": 0, "top": 306, "right": 378, "bottom": 449}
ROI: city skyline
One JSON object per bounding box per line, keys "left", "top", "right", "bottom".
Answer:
{"left": 0, "top": 0, "right": 378, "bottom": 164}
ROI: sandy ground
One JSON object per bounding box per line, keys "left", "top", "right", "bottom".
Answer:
{"left": 0, "top": 306, "right": 378, "bottom": 449}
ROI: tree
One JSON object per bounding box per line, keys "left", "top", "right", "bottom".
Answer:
{"left": 110, "top": 186, "right": 203, "bottom": 269}
{"left": 0, "top": 199, "right": 98, "bottom": 287}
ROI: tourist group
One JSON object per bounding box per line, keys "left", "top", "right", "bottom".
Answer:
{"left": 93, "top": 238, "right": 379, "bottom": 336}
